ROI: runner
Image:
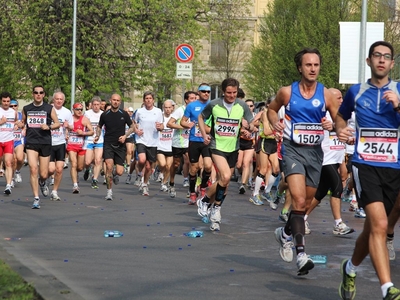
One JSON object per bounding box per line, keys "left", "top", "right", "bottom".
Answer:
{"left": 22, "top": 85, "right": 60, "bottom": 209}
{"left": 197, "top": 78, "right": 254, "bottom": 231}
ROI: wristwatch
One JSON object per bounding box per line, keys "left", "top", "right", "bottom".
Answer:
{"left": 394, "top": 103, "right": 400, "bottom": 112}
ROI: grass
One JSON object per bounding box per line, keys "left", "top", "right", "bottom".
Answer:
{"left": 0, "top": 260, "right": 41, "bottom": 300}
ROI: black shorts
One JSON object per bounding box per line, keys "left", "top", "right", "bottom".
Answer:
{"left": 157, "top": 150, "right": 173, "bottom": 157}
{"left": 260, "top": 138, "right": 277, "bottom": 155}
{"left": 103, "top": 143, "right": 127, "bottom": 166}
{"left": 172, "top": 147, "right": 188, "bottom": 158}
{"left": 255, "top": 137, "right": 262, "bottom": 153}
{"left": 50, "top": 144, "right": 66, "bottom": 162}
{"left": 188, "top": 141, "right": 210, "bottom": 163}
{"left": 239, "top": 138, "right": 253, "bottom": 151}
{"left": 126, "top": 137, "right": 135, "bottom": 144}
{"left": 352, "top": 162, "right": 400, "bottom": 215}
{"left": 136, "top": 143, "right": 157, "bottom": 163}
{"left": 210, "top": 149, "right": 238, "bottom": 169}
{"left": 25, "top": 144, "right": 52, "bottom": 157}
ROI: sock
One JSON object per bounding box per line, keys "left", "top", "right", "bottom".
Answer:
{"left": 253, "top": 174, "right": 265, "bottom": 196}
{"left": 335, "top": 218, "right": 342, "bottom": 226}
{"left": 169, "top": 182, "right": 174, "bottom": 187}
{"left": 202, "top": 195, "right": 210, "bottom": 203}
{"left": 387, "top": 233, "right": 394, "bottom": 241}
{"left": 382, "top": 282, "right": 394, "bottom": 298}
{"left": 189, "top": 174, "right": 197, "bottom": 193}
{"left": 73, "top": 183, "right": 78, "bottom": 187}
{"left": 265, "top": 174, "right": 276, "bottom": 193}
{"left": 346, "top": 259, "right": 358, "bottom": 277}
{"left": 304, "top": 214, "right": 308, "bottom": 221}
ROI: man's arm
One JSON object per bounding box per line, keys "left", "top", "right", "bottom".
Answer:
{"left": 267, "top": 86, "right": 290, "bottom": 132}
{"left": 47, "top": 107, "right": 60, "bottom": 131}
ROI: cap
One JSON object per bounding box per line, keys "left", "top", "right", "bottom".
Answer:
{"left": 198, "top": 85, "right": 211, "bottom": 92}
{"left": 73, "top": 103, "right": 83, "bottom": 109}
{"left": 128, "top": 107, "right": 134, "bottom": 112}
{"left": 10, "top": 99, "right": 18, "bottom": 106}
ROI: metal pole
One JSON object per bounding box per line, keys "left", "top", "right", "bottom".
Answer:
{"left": 70, "top": 0, "right": 77, "bottom": 109}
{"left": 358, "top": 0, "right": 367, "bottom": 83}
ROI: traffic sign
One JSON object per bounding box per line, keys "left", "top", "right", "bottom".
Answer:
{"left": 176, "top": 63, "right": 192, "bottom": 79}
{"left": 175, "top": 44, "right": 194, "bottom": 63}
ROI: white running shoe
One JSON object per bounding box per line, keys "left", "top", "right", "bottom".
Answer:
{"left": 182, "top": 178, "right": 189, "bottom": 187}
{"left": 125, "top": 174, "right": 131, "bottom": 184}
{"left": 4, "top": 184, "right": 11, "bottom": 195}
{"left": 39, "top": 180, "right": 49, "bottom": 197}
{"left": 14, "top": 172, "right": 22, "bottom": 183}
{"left": 105, "top": 190, "right": 113, "bottom": 201}
{"left": 51, "top": 191, "right": 61, "bottom": 201}
{"left": 274, "top": 227, "right": 294, "bottom": 262}
{"left": 387, "top": 239, "right": 396, "bottom": 261}
{"left": 169, "top": 186, "right": 176, "bottom": 198}
{"left": 142, "top": 185, "right": 149, "bottom": 196}
{"left": 160, "top": 183, "right": 168, "bottom": 192}
{"left": 209, "top": 205, "right": 221, "bottom": 231}
{"left": 296, "top": 252, "right": 314, "bottom": 276}
{"left": 197, "top": 198, "right": 209, "bottom": 218}
{"left": 32, "top": 198, "right": 40, "bottom": 209}
{"left": 333, "top": 222, "right": 354, "bottom": 236}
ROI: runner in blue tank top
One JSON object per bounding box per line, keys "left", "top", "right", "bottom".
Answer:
{"left": 267, "top": 48, "right": 339, "bottom": 276}
{"left": 336, "top": 40, "right": 400, "bottom": 300}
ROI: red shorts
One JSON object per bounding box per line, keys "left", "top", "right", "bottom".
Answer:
{"left": 0, "top": 140, "right": 14, "bottom": 156}
{"left": 67, "top": 145, "right": 86, "bottom": 156}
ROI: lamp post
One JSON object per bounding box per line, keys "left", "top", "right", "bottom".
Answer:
{"left": 358, "top": 0, "right": 367, "bottom": 83}
{"left": 70, "top": 0, "right": 77, "bottom": 109}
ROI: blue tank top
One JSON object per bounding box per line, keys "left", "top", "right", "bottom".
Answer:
{"left": 183, "top": 100, "right": 209, "bottom": 142}
{"left": 283, "top": 81, "right": 326, "bottom": 145}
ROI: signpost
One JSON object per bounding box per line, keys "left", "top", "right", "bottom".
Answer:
{"left": 175, "top": 44, "right": 194, "bottom": 80}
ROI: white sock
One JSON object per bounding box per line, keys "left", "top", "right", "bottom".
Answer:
{"left": 346, "top": 259, "right": 358, "bottom": 277}
{"left": 382, "top": 282, "right": 394, "bottom": 298}
{"left": 253, "top": 175, "right": 263, "bottom": 197}
{"left": 265, "top": 175, "right": 276, "bottom": 193}
{"left": 304, "top": 214, "right": 308, "bottom": 221}
{"left": 335, "top": 218, "right": 342, "bottom": 226}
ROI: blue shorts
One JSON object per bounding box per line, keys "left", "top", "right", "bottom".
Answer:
{"left": 14, "top": 140, "right": 23, "bottom": 148}
{"left": 85, "top": 142, "right": 103, "bottom": 150}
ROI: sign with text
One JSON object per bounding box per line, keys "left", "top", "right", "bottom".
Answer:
{"left": 176, "top": 63, "right": 192, "bottom": 79}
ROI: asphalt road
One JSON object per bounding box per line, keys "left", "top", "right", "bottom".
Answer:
{"left": 0, "top": 165, "right": 399, "bottom": 300}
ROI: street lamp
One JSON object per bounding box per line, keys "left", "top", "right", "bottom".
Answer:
{"left": 70, "top": 0, "right": 77, "bottom": 109}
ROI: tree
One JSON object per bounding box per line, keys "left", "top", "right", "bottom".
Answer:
{"left": 244, "top": 0, "right": 361, "bottom": 100}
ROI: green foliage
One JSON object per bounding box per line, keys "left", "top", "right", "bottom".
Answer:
{"left": 0, "top": 0, "right": 213, "bottom": 105}
{"left": 244, "top": 0, "right": 391, "bottom": 100}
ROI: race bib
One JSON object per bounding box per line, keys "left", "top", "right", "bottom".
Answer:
{"left": 292, "top": 123, "right": 324, "bottom": 145}
{"left": 328, "top": 131, "right": 345, "bottom": 150}
{"left": 0, "top": 118, "right": 14, "bottom": 132}
{"left": 214, "top": 117, "right": 239, "bottom": 137}
{"left": 194, "top": 123, "right": 202, "bottom": 137}
{"left": 27, "top": 111, "right": 46, "bottom": 128}
{"left": 357, "top": 128, "right": 398, "bottom": 163}
{"left": 160, "top": 128, "right": 173, "bottom": 141}
{"left": 69, "top": 132, "right": 84, "bottom": 146}
{"left": 14, "top": 130, "right": 22, "bottom": 141}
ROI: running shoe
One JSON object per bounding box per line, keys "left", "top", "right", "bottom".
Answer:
{"left": 188, "top": 192, "right": 197, "bottom": 205}
{"left": 72, "top": 186, "right": 80, "bottom": 194}
{"left": 4, "top": 185, "right": 11, "bottom": 195}
{"left": 14, "top": 172, "right": 22, "bottom": 183}
{"left": 249, "top": 194, "right": 264, "bottom": 206}
{"left": 105, "top": 190, "right": 113, "bottom": 201}
{"left": 91, "top": 179, "right": 99, "bottom": 189}
{"left": 354, "top": 208, "right": 366, "bottom": 218}
{"left": 32, "top": 198, "right": 40, "bottom": 209}
{"left": 239, "top": 185, "right": 246, "bottom": 194}
{"left": 83, "top": 168, "right": 90, "bottom": 181}
{"left": 125, "top": 174, "right": 131, "bottom": 184}
{"left": 39, "top": 180, "right": 49, "bottom": 197}
{"left": 269, "top": 198, "right": 279, "bottom": 210}
{"left": 160, "top": 183, "right": 168, "bottom": 192}
{"left": 142, "top": 185, "right": 149, "bottom": 196}
{"left": 134, "top": 176, "right": 141, "bottom": 186}
{"left": 51, "top": 191, "right": 61, "bottom": 201}
{"left": 305, "top": 220, "right": 311, "bottom": 235}
{"left": 333, "top": 222, "right": 355, "bottom": 236}
{"left": 169, "top": 186, "right": 176, "bottom": 198}
{"left": 49, "top": 177, "right": 54, "bottom": 186}
{"left": 260, "top": 191, "right": 272, "bottom": 202}
{"left": 274, "top": 227, "right": 293, "bottom": 262}
{"left": 279, "top": 211, "right": 289, "bottom": 223}
{"left": 349, "top": 200, "right": 358, "bottom": 212}
{"left": 182, "top": 178, "right": 189, "bottom": 187}
{"left": 384, "top": 286, "right": 400, "bottom": 300}
{"left": 197, "top": 198, "right": 209, "bottom": 218}
{"left": 10, "top": 179, "right": 15, "bottom": 188}
{"left": 199, "top": 188, "right": 206, "bottom": 198}
{"left": 63, "top": 162, "right": 69, "bottom": 169}
{"left": 387, "top": 239, "right": 396, "bottom": 261}
{"left": 186, "top": 190, "right": 190, "bottom": 198}
{"left": 296, "top": 252, "right": 314, "bottom": 276}
{"left": 113, "top": 174, "right": 119, "bottom": 185}
{"left": 209, "top": 205, "right": 221, "bottom": 231}
{"left": 339, "top": 259, "right": 356, "bottom": 300}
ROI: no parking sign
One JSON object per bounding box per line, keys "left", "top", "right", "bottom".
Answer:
{"left": 175, "top": 44, "right": 194, "bottom": 63}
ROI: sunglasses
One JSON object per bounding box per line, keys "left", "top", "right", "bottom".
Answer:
{"left": 74, "top": 108, "right": 83, "bottom": 111}
{"left": 199, "top": 90, "right": 210, "bottom": 94}
{"left": 33, "top": 91, "right": 44, "bottom": 95}
{"left": 248, "top": 105, "right": 254, "bottom": 107}
{"left": 10, "top": 105, "right": 17, "bottom": 108}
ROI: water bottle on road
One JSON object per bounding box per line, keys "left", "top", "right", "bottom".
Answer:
{"left": 104, "top": 230, "right": 123, "bottom": 237}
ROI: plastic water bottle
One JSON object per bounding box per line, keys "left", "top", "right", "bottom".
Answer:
{"left": 202, "top": 216, "right": 210, "bottom": 224}
{"left": 309, "top": 255, "right": 327, "bottom": 264}
{"left": 104, "top": 230, "right": 123, "bottom": 237}
{"left": 185, "top": 231, "right": 204, "bottom": 238}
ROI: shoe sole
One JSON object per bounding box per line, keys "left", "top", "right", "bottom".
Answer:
{"left": 333, "top": 228, "right": 355, "bottom": 236}
{"left": 210, "top": 222, "right": 220, "bottom": 231}
{"left": 239, "top": 187, "right": 245, "bottom": 194}
{"left": 4, "top": 190, "right": 11, "bottom": 195}
{"left": 32, "top": 205, "right": 40, "bottom": 209}
{"left": 249, "top": 198, "right": 263, "bottom": 206}
{"left": 297, "top": 259, "right": 314, "bottom": 276}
